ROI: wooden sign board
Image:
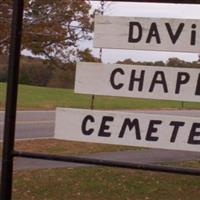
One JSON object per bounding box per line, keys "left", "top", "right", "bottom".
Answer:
{"left": 94, "top": 15, "right": 200, "bottom": 53}
{"left": 54, "top": 108, "right": 200, "bottom": 152}
{"left": 75, "top": 62, "right": 200, "bottom": 102}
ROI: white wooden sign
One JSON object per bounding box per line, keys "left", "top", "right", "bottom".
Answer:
{"left": 55, "top": 108, "right": 200, "bottom": 152}
{"left": 94, "top": 15, "right": 200, "bottom": 53}
{"left": 75, "top": 62, "right": 200, "bottom": 102}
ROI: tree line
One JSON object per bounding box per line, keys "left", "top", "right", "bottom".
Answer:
{"left": 117, "top": 57, "right": 200, "bottom": 68}
{"left": 0, "top": 48, "right": 100, "bottom": 89}
{"left": 1, "top": 54, "right": 199, "bottom": 89}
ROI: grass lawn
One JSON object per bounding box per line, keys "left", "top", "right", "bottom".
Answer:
{"left": 1, "top": 82, "right": 200, "bottom": 110}
{"left": 2, "top": 139, "right": 198, "bottom": 200}
{"left": 0, "top": 139, "right": 139, "bottom": 156}
{"left": 1, "top": 139, "right": 199, "bottom": 199}
{"left": 13, "top": 167, "right": 200, "bottom": 200}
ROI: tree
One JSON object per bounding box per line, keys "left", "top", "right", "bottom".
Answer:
{"left": 0, "top": 55, "right": 8, "bottom": 81}
{"left": 0, "top": 0, "right": 12, "bottom": 54}
{"left": 166, "top": 57, "right": 184, "bottom": 67}
{"left": 0, "top": 0, "right": 93, "bottom": 66}
{"left": 77, "top": 48, "right": 100, "bottom": 62}
{"left": 117, "top": 58, "right": 135, "bottom": 65}
{"left": 153, "top": 61, "right": 165, "bottom": 66}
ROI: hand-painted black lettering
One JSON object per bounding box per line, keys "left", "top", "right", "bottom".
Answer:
{"left": 195, "top": 73, "right": 200, "bottom": 95}
{"left": 98, "top": 116, "right": 114, "bottom": 137}
{"left": 175, "top": 72, "right": 190, "bottom": 94}
{"left": 188, "top": 123, "right": 200, "bottom": 144}
{"left": 129, "top": 70, "right": 145, "bottom": 91}
{"left": 82, "top": 115, "right": 95, "bottom": 136}
{"left": 146, "top": 23, "right": 161, "bottom": 44}
{"left": 146, "top": 120, "right": 162, "bottom": 142}
{"left": 128, "top": 22, "right": 142, "bottom": 43}
{"left": 110, "top": 68, "right": 124, "bottom": 90}
{"left": 191, "top": 24, "right": 197, "bottom": 46}
{"left": 149, "top": 71, "right": 168, "bottom": 93}
{"left": 165, "top": 23, "right": 184, "bottom": 44}
{"left": 119, "top": 118, "right": 141, "bottom": 139}
{"left": 169, "top": 121, "right": 185, "bottom": 143}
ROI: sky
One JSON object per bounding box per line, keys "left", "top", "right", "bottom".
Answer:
{"left": 89, "top": 2, "right": 200, "bottom": 63}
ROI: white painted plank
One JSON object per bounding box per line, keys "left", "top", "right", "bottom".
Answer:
{"left": 94, "top": 15, "right": 200, "bottom": 53}
{"left": 54, "top": 108, "right": 200, "bottom": 152}
{"left": 75, "top": 62, "right": 200, "bottom": 102}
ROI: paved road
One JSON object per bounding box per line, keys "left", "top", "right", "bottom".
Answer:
{"left": 0, "top": 110, "right": 55, "bottom": 140}
{"left": 6, "top": 148, "right": 200, "bottom": 170}
{"left": 1, "top": 109, "right": 200, "bottom": 140}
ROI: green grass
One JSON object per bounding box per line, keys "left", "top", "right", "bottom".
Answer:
{"left": 13, "top": 167, "right": 200, "bottom": 200}
{"left": 1, "top": 82, "right": 200, "bottom": 110}
{"left": 0, "top": 82, "right": 6, "bottom": 108}
{"left": 162, "top": 160, "right": 200, "bottom": 169}
{"left": 0, "top": 139, "right": 139, "bottom": 156}
{"left": 8, "top": 139, "right": 200, "bottom": 200}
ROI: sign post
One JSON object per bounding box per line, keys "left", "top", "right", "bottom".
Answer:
{"left": 0, "top": 1, "right": 24, "bottom": 200}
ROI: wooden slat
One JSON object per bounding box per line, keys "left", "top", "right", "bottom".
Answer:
{"left": 55, "top": 108, "right": 200, "bottom": 152}
{"left": 94, "top": 16, "right": 200, "bottom": 53}
{"left": 75, "top": 62, "right": 200, "bottom": 102}
{"left": 91, "top": 0, "right": 200, "bottom": 4}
